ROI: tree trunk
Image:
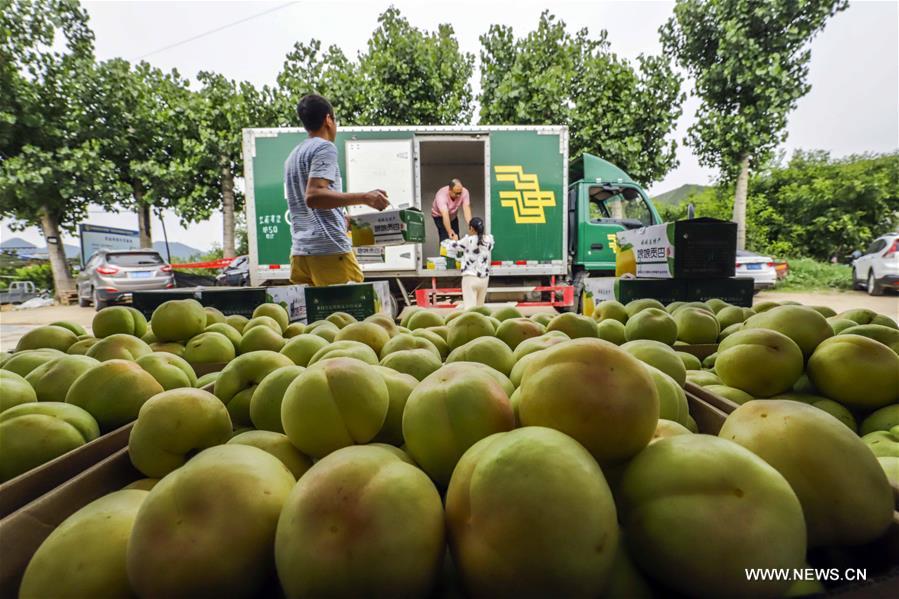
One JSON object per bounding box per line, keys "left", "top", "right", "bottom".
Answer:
{"left": 732, "top": 154, "right": 750, "bottom": 251}
{"left": 221, "top": 159, "right": 237, "bottom": 258}
{"left": 39, "top": 207, "right": 74, "bottom": 302}
{"left": 134, "top": 186, "right": 152, "bottom": 248}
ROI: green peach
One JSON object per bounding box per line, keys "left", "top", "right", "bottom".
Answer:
{"left": 410, "top": 329, "right": 450, "bottom": 359}
{"left": 446, "top": 336, "right": 515, "bottom": 376}
{"left": 686, "top": 370, "right": 722, "bottom": 386}
{"left": 148, "top": 341, "right": 185, "bottom": 356}
{"left": 743, "top": 305, "right": 833, "bottom": 358}
{"left": 19, "top": 490, "right": 149, "bottom": 599}
{"left": 86, "top": 334, "right": 153, "bottom": 361}
{"left": 379, "top": 348, "right": 442, "bottom": 381}
{"left": 705, "top": 384, "right": 755, "bottom": 405}
{"left": 214, "top": 350, "right": 294, "bottom": 427}
{"left": 705, "top": 298, "right": 730, "bottom": 313}
{"left": 249, "top": 365, "right": 305, "bottom": 433}
{"left": 861, "top": 404, "right": 899, "bottom": 435}
{"left": 91, "top": 306, "right": 148, "bottom": 338}
{"left": 840, "top": 324, "right": 899, "bottom": 353}
{"left": 446, "top": 427, "right": 618, "bottom": 597}
{"left": 716, "top": 329, "right": 804, "bottom": 397}
{"left": 239, "top": 325, "right": 285, "bottom": 353}
{"left": 718, "top": 321, "right": 744, "bottom": 340}
{"left": 721, "top": 400, "right": 893, "bottom": 547}
{"left": 0, "top": 402, "right": 100, "bottom": 481}
{"left": 380, "top": 332, "right": 441, "bottom": 360}
{"left": 228, "top": 430, "right": 312, "bottom": 479}
{"left": 67, "top": 337, "right": 101, "bottom": 355}
{"left": 49, "top": 320, "right": 87, "bottom": 336}
{"left": 546, "top": 312, "right": 598, "bottom": 339}
{"left": 530, "top": 312, "right": 557, "bottom": 326}
{"left": 276, "top": 445, "right": 444, "bottom": 598}
{"left": 252, "top": 302, "right": 289, "bottom": 332}
{"left": 644, "top": 365, "right": 690, "bottom": 426}
{"left": 136, "top": 352, "right": 197, "bottom": 390}
{"left": 403, "top": 362, "right": 513, "bottom": 486}
{"left": 716, "top": 305, "right": 748, "bottom": 329}
{"left": 1, "top": 348, "right": 64, "bottom": 377}
{"left": 335, "top": 321, "right": 390, "bottom": 355}
{"left": 807, "top": 334, "right": 899, "bottom": 409}
{"left": 0, "top": 370, "right": 37, "bottom": 412}
{"left": 308, "top": 340, "right": 379, "bottom": 365}
{"left": 837, "top": 308, "right": 897, "bottom": 328}
{"left": 399, "top": 306, "right": 423, "bottom": 328}
{"left": 620, "top": 434, "right": 806, "bottom": 597}
{"left": 593, "top": 299, "right": 628, "bottom": 323}
{"left": 625, "top": 298, "right": 665, "bottom": 317}
{"left": 203, "top": 306, "right": 226, "bottom": 325}
{"left": 66, "top": 359, "right": 164, "bottom": 431}
{"left": 204, "top": 322, "right": 242, "bottom": 351}
{"left": 25, "top": 354, "right": 99, "bottom": 402}
{"left": 282, "top": 357, "right": 389, "bottom": 459}
{"left": 128, "top": 388, "right": 232, "bottom": 478}
{"left": 491, "top": 305, "right": 522, "bottom": 321}
{"left": 518, "top": 339, "right": 659, "bottom": 464}
{"left": 827, "top": 317, "right": 858, "bottom": 334}
{"left": 752, "top": 300, "right": 781, "bottom": 313}
{"left": 185, "top": 331, "right": 237, "bottom": 364}
{"left": 624, "top": 308, "right": 677, "bottom": 345}
{"left": 195, "top": 371, "right": 220, "bottom": 388}
{"left": 127, "top": 445, "right": 295, "bottom": 598}
{"left": 283, "top": 322, "right": 306, "bottom": 338}
{"left": 16, "top": 325, "right": 78, "bottom": 352}
{"left": 280, "top": 334, "right": 329, "bottom": 366}
{"left": 862, "top": 428, "right": 899, "bottom": 458}
{"left": 242, "top": 315, "right": 282, "bottom": 334}
{"left": 595, "top": 319, "right": 626, "bottom": 345}
{"left": 651, "top": 419, "right": 693, "bottom": 443}
{"left": 325, "top": 311, "right": 357, "bottom": 328}
{"left": 512, "top": 331, "right": 569, "bottom": 362}
{"left": 371, "top": 365, "right": 418, "bottom": 446}
{"left": 676, "top": 351, "right": 702, "bottom": 370}
{"left": 495, "top": 317, "right": 545, "bottom": 350}
{"left": 621, "top": 340, "right": 687, "bottom": 387}
{"left": 150, "top": 299, "right": 207, "bottom": 342}
{"left": 225, "top": 314, "right": 249, "bottom": 333}
{"left": 674, "top": 307, "right": 720, "bottom": 344}
{"left": 447, "top": 311, "right": 495, "bottom": 348}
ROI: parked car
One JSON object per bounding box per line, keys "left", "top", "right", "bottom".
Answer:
{"left": 215, "top": 255, "right": 250, "bottom": 287}
{"left": 735, "top": 250, "right": 777, "bottom": 290}
{"left": 0, "top": 280, "right": 40, "bottom": 305}
{"left": 852, "top": 233, "right": 899, "bottom": 296}
{"left": 77, "top": 249, "right": 175, "bottom": 310}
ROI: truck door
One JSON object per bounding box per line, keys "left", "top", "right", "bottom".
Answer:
{"left": 576, "top": 184, "right": 658, "bottom": 271}
{"left": 345, "top": 139, "right": 417, "bottom": 272}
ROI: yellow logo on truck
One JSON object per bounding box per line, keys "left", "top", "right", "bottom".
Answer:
{"left": 494, "top": 166, "right": 556, "bottom": 224}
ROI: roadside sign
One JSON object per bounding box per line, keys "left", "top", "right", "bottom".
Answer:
{"left": 78, "top": 224, "right": 141, "bottom": 265}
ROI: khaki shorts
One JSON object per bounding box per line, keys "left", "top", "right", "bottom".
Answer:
{"left": 290, "top": 253, "right": 363, "bottom": 287}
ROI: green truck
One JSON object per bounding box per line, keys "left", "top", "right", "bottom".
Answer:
{"left": 243, "top": 126, "right": 662, "bottom": 309}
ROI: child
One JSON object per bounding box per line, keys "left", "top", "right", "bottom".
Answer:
{"left": 441, "top": 217, "right": 494, "bottom": 309}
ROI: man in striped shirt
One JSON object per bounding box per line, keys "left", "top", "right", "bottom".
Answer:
{"left": 284, "top": 94, "right": 389, "bottom": 286}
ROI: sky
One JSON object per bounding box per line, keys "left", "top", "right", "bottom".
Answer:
{"left": 2, "top": 0, "right": 897, "bottom": 252}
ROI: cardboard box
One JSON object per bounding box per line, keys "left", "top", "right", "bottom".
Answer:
{"left": 581, "top": 276, "right": 754, "bottom": 311}
{"left": 265, "top": 285, "right": 307, "bottom": 322}
{"left": 350, "top": 209, "right": 425, "bottom": 246}
{"left": 304, "top": 281, "right": 392, "bottom": 322}
{"left": 615, "top": 218, "right": 737, "bottom": 279}
{"left": 0, "top": 423, "right": 133, "bottom": 519}
{"left": 354, "top": 246, "right": 386, "bottom": 264}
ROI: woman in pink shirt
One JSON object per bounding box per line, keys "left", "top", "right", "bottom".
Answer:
{"left": 431, "top": 178, "right": 472, "bottom": 246}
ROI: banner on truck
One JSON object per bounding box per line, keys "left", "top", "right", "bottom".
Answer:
{"left": 78, "top": 224, "right": 141, "bottom": 265}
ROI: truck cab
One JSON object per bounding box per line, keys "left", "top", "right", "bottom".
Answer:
{"left": 568, "top": 154, "right": 662, "bottom": 273}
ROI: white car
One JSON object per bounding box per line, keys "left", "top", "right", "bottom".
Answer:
{"left": 852, "top": 233, "right": 899, "bottom": 296}
{"left": 735, "top": 250, "right": 777, "bottom": 290}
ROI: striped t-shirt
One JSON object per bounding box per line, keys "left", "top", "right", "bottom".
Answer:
{"left": 284, "top": 137, "right": 352, "bottom": 256}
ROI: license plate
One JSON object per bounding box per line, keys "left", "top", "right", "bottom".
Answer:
{"left": 129, "top": 271, "right": 152, "bottom": 278}
{"left": 747, "top": 263, "right": 762, "bottom": 270}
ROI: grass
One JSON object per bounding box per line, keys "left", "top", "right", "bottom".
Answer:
{"left": 772, "top": 258, "right": 854, "bottom": 292}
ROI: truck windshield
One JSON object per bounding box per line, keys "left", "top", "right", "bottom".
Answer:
{"left": 588, "top": 186, "right": 653, "bottom": 227}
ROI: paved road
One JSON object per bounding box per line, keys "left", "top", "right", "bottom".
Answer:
{"left": 1, "top": 290, "right": 896, "bottom": 352}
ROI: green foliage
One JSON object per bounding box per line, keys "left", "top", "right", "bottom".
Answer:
{"left": 277, "top": 8, "right": 474, "bottom": 126}
{"left": 661, "top": 0, "right": 848, "bottom": 178}
{"left": 773, "top": 258, "right": 852, "bottom": 292}
{"left": 12, "top": 263, "right": 55, "bottom": 291}
{"left": 661, "top": 151, "right": 899, "bottom": 260}
{"left": 478, "top": 12, "right": 684, "bottom": 186}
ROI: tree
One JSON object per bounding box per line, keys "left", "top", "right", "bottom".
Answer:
{"left": 0, "top": 0, "right": 125, "bottom": 300}
{"left": 661, "top": 0, "right": 848, "bottom": 249}
{"left": 478, "top": 12, "right": 684, "bottom": 186}
{"left": 276, "top": 8, "right": 474, "bottom": 126}
{"left": 82, "top": 59, "right": 196, "bottom": 247}
{"left": 184, "top": 73, "right": 279, "bottom": 257}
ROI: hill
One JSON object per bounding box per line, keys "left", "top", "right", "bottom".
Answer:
{"left": 153, "top": 241, "right": 203, "bottom": 261}
{"left": 653, "top": 184, "right": 709, "bottom": 205}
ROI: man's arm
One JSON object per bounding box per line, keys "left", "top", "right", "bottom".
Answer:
{"left": 306, "top": 178, "right": 388, "bottom": 210}
{"left": 441, "top": 207, "right": 458, "bottom": 240}
{"left": 462, "top": 202, "right": 472, "bottom": 226}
